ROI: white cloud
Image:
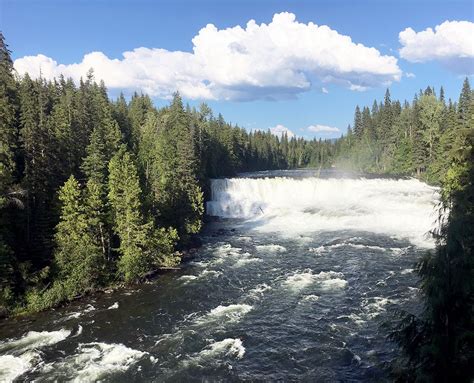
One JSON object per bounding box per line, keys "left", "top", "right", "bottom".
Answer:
{"left": 269, "top": 124, "right": 295, "bottom": 138}
{"left": 399, "top": 20, "right": 474, "bottom": 74}
{"left": 14, "top": 12, "right": 402, "bottom": 101}
{"left": 322, "top": 87, "right": 329, "bottom": 94}
{"left": 307, "top": 124, "right": 340, "bottom": 134}
{"left": 405, "top": 72, "right": 416, "bottom": 78}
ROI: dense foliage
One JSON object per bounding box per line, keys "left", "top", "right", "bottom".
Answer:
{"left": 0, "top": 34, "right": 333, "bottom": 313}
{"left": 336, "top": 82, "right": 472, "bottom": 186}
{"left": 389, "top": 86, "right": 474, "bottom": 382}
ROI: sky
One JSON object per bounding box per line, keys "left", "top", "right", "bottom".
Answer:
{"left": 2, "top": 0, "right": 473, "bottom": 139}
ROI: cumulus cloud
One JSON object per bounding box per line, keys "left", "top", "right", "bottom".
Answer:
{"left": 14, "top": 12, "right": 402, "bottom": 101}
{"left": 405, "top": 72, "right": 416, "bottom": 78}
{"left": 322, "top": 87, "right": 329, "bottom": 94}
{"left": 399, "top": 20, "right": 474, "bottom": 74}
{"left": 269, "top": 124, "right": 295, "bottom": 138}
{"left": 307, "top": 124, "right": 340, "bottom": 134}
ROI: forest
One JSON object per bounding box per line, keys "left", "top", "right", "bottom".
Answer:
{"left": 0, "top": 33, "right": 335, "bottom": 315}
{"left": 0, "top": 32, "right": 473, "bottom": 381}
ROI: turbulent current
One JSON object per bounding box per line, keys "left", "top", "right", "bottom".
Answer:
{"left": 0, "top": 170, "right": 440, "bottom": 382}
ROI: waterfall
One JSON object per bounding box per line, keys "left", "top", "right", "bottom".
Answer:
{"left": 207, "top": 176, "right": 440, "bottom": 248}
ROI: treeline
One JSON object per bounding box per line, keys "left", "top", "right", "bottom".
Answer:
{"left": 0, "top": 34, "right": 334, "bottom": 314}
{"left": 336, "top": 80, "right": 472, "bottom": 185}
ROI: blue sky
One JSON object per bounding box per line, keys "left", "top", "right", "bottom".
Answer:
{"left": 2, "top": 0, "right": 473, "bottom": 138}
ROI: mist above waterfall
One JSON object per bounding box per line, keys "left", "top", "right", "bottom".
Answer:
{"left": 207, "top": 176, "right": 440, "bottom": 248}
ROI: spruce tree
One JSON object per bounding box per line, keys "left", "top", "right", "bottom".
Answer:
{"left": 153, "top": 93, "right": 204, "bottom": 239}
{"left": 108, "top": 146, "right": 177, "bottom": 283}
{"left": 0, "top": 32, "right": 18, "bottom": 310}
{"left": 353, "top": 105, "right": 363, "bottom": 138}
{"left": 458, "top": 77, "right": 471, "bottom": 127}
{"left": 0, "top": 32, "right": 18, "bottom": 192}
{"left": 26, "top": 175, "right": 105, "bottom": 311}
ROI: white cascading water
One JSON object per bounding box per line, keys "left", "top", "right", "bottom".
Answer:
{"left": 206, "top": 177, "right": 440, "bottom": 248}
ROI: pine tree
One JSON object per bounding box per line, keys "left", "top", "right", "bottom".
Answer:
{"left": 19, "top": 75, "right": 58, "bottom": 264}
{"left": 411, "top": 99, "right": 427, "bottom": 176}
{"left": 379, "top": 89, "right": 393, "bottom": 148}
{"left": 54, "top": 175, "right": 103, "bottom": 283}
{"left": 128, "top": 93, "right": 153, "bottom": 151}
{"left": 418, "top": 94, "right": 443, "bottom": 163}
{"left": 26, "top": 175, "right": 105, "bottom": 311}
{"left": 353, "top": 105, "right": 363, "bottom": 138}
{"left": 458, "top": 77, "right": 471, "bottom": 127}
{"left": 439, "top": 86, "right": 445, "bottom": 104}
{"left": 112, "top": 93, "right": 132, "bottom": 148}
{"left": 108, "top": 146, "right": 177, "bottom": 282}
{"left": 84, "top": 178, "right": 110, "bottom": 261}
{"left": 0, "top": 32, "right": 18, "bottom": 191}
{"left": 152, "top": 93, "right": 204, "bottom": 239}
{"left": 0, "top": 32, "right": 18, "bottom": 310}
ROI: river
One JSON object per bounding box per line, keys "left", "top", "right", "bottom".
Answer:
{"left": 0, "top": 170, "right": 439, "bottom": 382}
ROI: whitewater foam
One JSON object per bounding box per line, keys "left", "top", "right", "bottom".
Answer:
{"left": 361, "top": 297, "right": 395, "bottom": 319}
{"left": 0, "top": 328, "right": 71, "bottom": 354}
{"left": 0, "top": 353, "right": 38, "bottom": 382}
{"left": 195, "top": 304, "right": 253, "bottom": 326}
{"left": 180, "top": 270, "right": 222, "bottom": 284}
{"left": 201, "top": 270, "right": 223, "bottom": 278}
{"left": 315, "top": 271, "right": 348, "bottom": 290}
{"left": 214, "top": 244, "right": 242, "bottom": 257}
{"left": 179, "top": 275, "right": 199, "bottom": 283}
{"left": 283, "top": 270, "right": 316, "bottom": 291}
{"left": 249, "top": 283, "right": 272, "bottom": 296}
{"left": 182, "top": 338, "right": 245, "bottom": 369}
{"left": 301, "top": 294, "right": 319, "bottom": 302}
{"left": 75, "top": 325, "right": 83, "bottom": 337}
{"left": 232, "top": 257, "right": 261, "bottom": 268}
{"left": 283, "top": 270, "right": 347, "bottom": 291}
{"left": 40, "top": 342, "right": 146, "bottom": 382}
{"left": 255, "top": 244, "right": 287, "bottom": 253}
{"left": 207, "top": 177, "right": 439, "bottom": 248}
{"left": 107, "top": 302, "right": 119, "bottom": 310}
{"left": 64, "top": 311, "right": 82, "bottom": 320}
{"left": 0, "top": 329, "right": 71, "bottom": 381}
{"left": 199, "top": 338, "right": 245, "bottom": 359}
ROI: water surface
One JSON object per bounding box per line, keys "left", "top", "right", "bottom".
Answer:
{"left": 0, "top": 170, "right": 439, "bottom": 382}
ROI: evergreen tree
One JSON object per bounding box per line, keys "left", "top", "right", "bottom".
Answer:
{"left": 353, "top": 105, "right": 363, "bottom": 138}
{"left": 108, "top": 147, "right": 177, "bottom": 283}
{"left": 54, "top": 176, "right": 103, "bottom": 288}
{"left": 458, "top": 77, "right": 471, "bottom": 127}
{"left": 112, "top": 93, "right": 132, "bottom": 148}
{"left": 0, "top": 32, "right": 18, "bottom": 191}
{"left": 85, "top": 178, "right": 110, "bottom": 261}
{"left": 418, "top": 94, "right": 443, "bottom": 161}
{"left": 19, "top": 75, "right": 58, "bottom": 264}
{"left": 152, "top": 93, "right": 204, "bottom": 239}
{"left": 27, "top": 176, "right": 104, "bottom": 312}
{"left": 0, "top": 32, "right": 18, "bottom": 310}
